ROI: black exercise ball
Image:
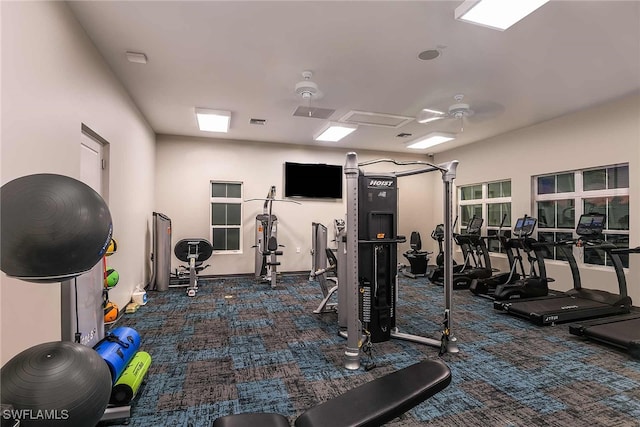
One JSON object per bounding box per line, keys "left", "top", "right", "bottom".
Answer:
{"left": 0, "top": 174, "right": 113, "bottom": 282}
{"left": 0, "top": 341, "right": 112, "bottom": 427}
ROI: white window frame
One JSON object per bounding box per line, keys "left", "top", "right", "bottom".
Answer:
{"left": 210, "top": 181, "right": 243, "bottom": 254}
{"left": 533, "top": 164, "right": 629, "bottom": 269}
{"left": 458, "top": 180, "right": 512, "bottom": 253}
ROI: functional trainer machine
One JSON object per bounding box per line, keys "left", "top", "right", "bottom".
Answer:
{"left": 569, "top": 246, "right": 640, "bottom": 358}
{"left": 247, "top": 186, "right": 300, "bottom": 288}
{"left": 173, "top": 238, "right": 213, "bottom": 297}
{"left": 343, "top": 152, "right": 460, "bottom": 370}
{"left": 494, "top": 213, "right": 632, "bottom": 325}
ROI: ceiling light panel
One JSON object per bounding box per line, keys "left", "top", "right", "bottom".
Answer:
{"left": 455, "top": 0, "right": 549, "bottom": 31}
{"left": 406, "top": 132, "right": 455, "bottom": 149}
{"left": 314, "top": 122, "right": 358, "bottom": 142}
{"left": 195, "top": 108, "right": 231, "bottom": 133}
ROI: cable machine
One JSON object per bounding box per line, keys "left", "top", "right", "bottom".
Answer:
{"left": 343, "top": 152, "right": 459, "bottom": 370}
{"left": 246, "top": 186, "right": 300, "bottom": 288}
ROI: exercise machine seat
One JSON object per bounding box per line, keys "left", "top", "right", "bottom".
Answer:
{"left": 174, "top": 238, "right": 213, "bottom": 265}
{"left": 214, "top": 413, "right": 290, "bottom": 427}
{"left": 403, "top": 232, "right": 429, "bottom": 275}
{"left": 266, "top": 236, "right": 283, "bottom": 256}
{"left": 212, "top": 359, "right": 451, "bottom": 427}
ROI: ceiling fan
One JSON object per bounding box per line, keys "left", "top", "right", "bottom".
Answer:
{"left": 292, "top": 70, "right": 337, "bottom": 119}
{"left": 416, "top": 94, "right": 475, "bottom": 132}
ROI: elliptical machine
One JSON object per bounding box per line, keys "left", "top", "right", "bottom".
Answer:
{"left": 427, "top": 218, "right": 460, "bottom": 283}
{"left": 430, "top": 216, "right": 490, "bottom": 290}
{"left": 469, "top": 214, "right": 520, "bottom": 297}
{"left": 493, "top": 216, "right": 552, "bottom": 300}
{"left": 450, "top": 217, "right": 493, "bottom": 289}
{"left": 470, "top": 215, "right": 552, "bottom": 300}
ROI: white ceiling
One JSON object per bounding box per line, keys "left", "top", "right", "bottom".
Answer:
{"left": 67, "top": 1, "right": 640, "bottom": 154}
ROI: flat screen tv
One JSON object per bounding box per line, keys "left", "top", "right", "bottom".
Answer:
{"left": 284, "top": 162, "right": 343, "bottom": 199}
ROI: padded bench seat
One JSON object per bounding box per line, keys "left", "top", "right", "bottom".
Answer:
{"left": 213, "top": 359, "right": 451, "bottom": 427}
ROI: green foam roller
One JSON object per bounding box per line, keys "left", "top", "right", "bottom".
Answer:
{"left": 110, "top": 351, "right": 151, "bottom": 406}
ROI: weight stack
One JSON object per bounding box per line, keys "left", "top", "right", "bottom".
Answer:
{"left": 358, "top": 173, "right": 398, "bottom": 343}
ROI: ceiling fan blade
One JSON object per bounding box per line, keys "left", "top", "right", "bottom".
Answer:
{"left": 467, "top": 101, "right": 505, "bottom": 123}
{"left": 416, "top": 108, "right": 447, "bottom": 124}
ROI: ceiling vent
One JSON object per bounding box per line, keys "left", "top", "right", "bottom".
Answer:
{"left": 249, "top": 118, "right": 267, "bottom": 125}
{"left": 339, "top": 110, "right": 413, "bottom": 128}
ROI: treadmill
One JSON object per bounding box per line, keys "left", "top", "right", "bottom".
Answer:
{"left": 493, "top": 213, "right": 632, "bottom": 326}
{"left": 569, "top": 247, "right": 640, "bottom": 358}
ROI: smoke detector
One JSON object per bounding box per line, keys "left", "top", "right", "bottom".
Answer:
{"left": 295, "top": 70, "right": 323, "bottom": 100}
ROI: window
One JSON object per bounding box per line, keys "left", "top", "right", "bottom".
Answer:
{"left": 534, "top": 164, "right": 629, "bottom": 268}
{"left": 458, "top": 180, "right": 512, "bottom": 253}
{"left": 211, "top": 182, "right": 243, "bottom": 252}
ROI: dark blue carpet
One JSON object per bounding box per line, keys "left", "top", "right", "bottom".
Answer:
{"left": 102, "top": 274, "right": 640, "bottom": 426}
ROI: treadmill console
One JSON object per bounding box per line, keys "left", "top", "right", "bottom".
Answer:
{"left": 576, "top": 213, "right": 606, "bottom": 238}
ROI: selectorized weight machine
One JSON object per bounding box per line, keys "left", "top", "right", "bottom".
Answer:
{"left": 247, "top": 186, "right": 300, "bottom": 288}
{"left": 342, "top": 152, "right": 460, "bottom": 370}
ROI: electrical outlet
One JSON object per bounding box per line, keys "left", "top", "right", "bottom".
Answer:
{"left": 296, "top": 247, "right": 301, "bottom": 253}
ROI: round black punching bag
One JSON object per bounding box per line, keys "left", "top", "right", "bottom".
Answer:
{"left": 0, "top": 173, "right": 113, "bottom": 282}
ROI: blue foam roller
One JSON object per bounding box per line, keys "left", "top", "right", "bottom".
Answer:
{"left": 94, "top": 326, "right": 141, "bottom": 384}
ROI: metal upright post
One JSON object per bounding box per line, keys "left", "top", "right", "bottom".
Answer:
{"left": 441, "top": 160, "right": 460, "bottom": 354}
{"left": 344, "top": 152, "right": 361, "bottom": 370}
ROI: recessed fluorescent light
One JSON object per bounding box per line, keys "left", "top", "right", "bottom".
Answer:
{"left": 314, "top": 122, "right": 358, "bottom": 142}
{"left": 455, "top": 0, "right": 549, "bottom": 31}
{"left": 406, "top": 132, "right": 455, "bottom": 149}
{"left": 195, "top": 108, "right": 231, "bottom": 133}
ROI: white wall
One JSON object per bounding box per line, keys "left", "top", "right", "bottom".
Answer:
{"left": 434, "top": 93, "right": 640, "bottom": 303}
{"left": 1, "top": 2, "right": 156, "bottom": 364}
{"left": 155, "top": 135, "right": 437, "bottom": 275}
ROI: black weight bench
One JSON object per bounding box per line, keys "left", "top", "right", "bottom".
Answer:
{"left": 212, "top": 359, "right": 451, "bottom": 427}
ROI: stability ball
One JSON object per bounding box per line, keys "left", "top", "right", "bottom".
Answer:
{"left": 0, "top": 173, "right": 113, "bottom": 282}
{"left": 0, "top": 173, "right": 115, "bottom": 425}
{"left": 0, "top": 341, "right": 113, "bottom": 427}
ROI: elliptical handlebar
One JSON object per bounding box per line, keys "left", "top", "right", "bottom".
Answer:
{"left": 612, "top": 246, "right": 640, "bottom": 254}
